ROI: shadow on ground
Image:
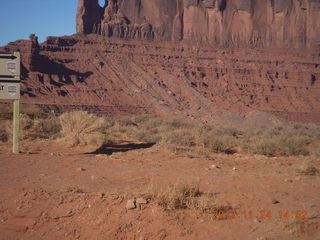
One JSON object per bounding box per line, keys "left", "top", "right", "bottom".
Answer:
{"left": 87, "top": 142, "right": 156, "bottom": 155}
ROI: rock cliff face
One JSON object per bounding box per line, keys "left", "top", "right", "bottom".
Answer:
{"left": 77, "top": 0, "right": 320, "bottom": 48}
{"left": 1, "top": 0, "right": 319, "bottom": 126}
{"left": 1, "top": 34, "right": 319, "bottom": 125}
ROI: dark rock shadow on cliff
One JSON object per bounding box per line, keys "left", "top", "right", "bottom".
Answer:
{"left": 34, "top": 54, "right": 93, "bottom": 82}
{"left": 87, "top": 141, "right": 156, "bottom": 155}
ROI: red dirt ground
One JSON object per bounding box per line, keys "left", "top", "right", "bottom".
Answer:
{"left": 0, "top": 138, "right": 319, "bottom": 240}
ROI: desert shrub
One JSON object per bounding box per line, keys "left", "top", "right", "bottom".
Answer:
{"left": 21, "top": 105, "right": 46, "bottom": 119}
{"left": 242, "top": 124, "right": 315, "bottom": 157}
{"left": 200, "top": 127, "right": 239, "bottom": 153}
{"left": 131, "top": 114, "right": 159, "bottom": 125}
{"left": 148, "top": 181, "right": 201, "bottom": 210}
{"left": 283, "top": 215, "right": 320, "bottom": 236}
{"left": 248, "top": 136, "right": 310, "bottom": 157}
{"left": 26, "top": 114, "right": 61, "bottom": 139}
{"left": 279, "top": 137, "right": 310, "bottom": 156}
{"left": 113, "top": 117, "right": 137, "bottom": 127}
{"left": 146, "top": 181, "right": 216, "bottom": 212}
{"left": 296, "top": 161, "right": 320, "bottom": 176}
{"left": 162, "top": 129, "right": 195, "bottom": 147}
{"left": 251, "top": 137, "right": 279, "bottom": 157}
{"left": 5, "top": 114, "right": 33, "bottom": 140}
{"left": 0, "top": 104, "right": 12, "bottom": 120}
{"left": 5, "top": 114, "right": 61, "bottom": 140}
{"left": 65, "top": 186, "right": 84, "bottom": 193}
{"left": 0, "top": 125, "right": 8, "bottom": 142}
{"left": 128, "top": 128, "right": 162, "bottom": 143}
{"left": 166, "top": 118, "right": 194, "bottom": 129}
{"left": 59, "top": 111, "right": 109, "bottom": 146}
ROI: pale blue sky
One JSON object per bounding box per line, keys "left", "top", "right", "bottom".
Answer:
{"left": 0, "top": 0, "right": 89, "bottom": 46}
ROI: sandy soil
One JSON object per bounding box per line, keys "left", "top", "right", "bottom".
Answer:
{"left": 0, "top": 138, "right": 319, "bottom": 240}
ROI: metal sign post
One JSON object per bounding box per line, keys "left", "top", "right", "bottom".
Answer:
{"left": 0, "top": 52, "right": 21, "bottom": 154}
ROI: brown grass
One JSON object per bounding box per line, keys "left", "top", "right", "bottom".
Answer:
{"left": 65, "top": 186, "right": 84, "bottom": 194}
{"left": 0, "top": 124, "right": 8, "bottom": 142}
{"left": 146, "top": 181, "right": 215, "bottom": 211}
{"left": 59, "top": 111, "right": 109, "bottom": 147}
{"left": 3, "top": 110, "right": 319, "bottom": 157}
{"left": 4, "top": 113, "right": 61, "bottom": 140}
{"left": 241, "top": 125, "right": 318, "bottom": 157}
{"left": 283, "top": 214, "right": 320, "bottom": 236}
{"left": 105, "top": 115, "right": 320, "bottom": 157}
{"left": 296, "top": 161, "right": 320, "bottom": 176}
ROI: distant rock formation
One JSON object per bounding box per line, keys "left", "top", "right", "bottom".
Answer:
{"left": 76, "top": 0, "right": 320, "bottom": 48}
{"left": 1, "top": 1, "right": 319, "bottom": 125}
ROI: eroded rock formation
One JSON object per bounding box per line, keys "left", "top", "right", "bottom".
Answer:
{"left": 0, "top": 0, "right": 319, "bottom": 126}
{"left": 77, "top": 0, "right": 320, "bottom": 48}
{"left": 1, "top": 34, "right": 319, "bottom": 125}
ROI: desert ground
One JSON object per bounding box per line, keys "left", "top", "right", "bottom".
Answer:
{"left": 0, "top": 110, "right": 319, "bottom": 240}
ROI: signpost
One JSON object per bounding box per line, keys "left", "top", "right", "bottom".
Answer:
{"left": 0, "top": 52, "right": 20, "bottom": 154}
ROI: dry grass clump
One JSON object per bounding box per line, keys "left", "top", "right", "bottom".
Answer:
{"left": 21, "top": 105, "right": 47, "bottom": 119}
{"left": 249, "top": 136, "right": 309, "bottom": 157}
{"left": 65, "top": 185, "right": 84, "bottom": 194}
{"left": 114, "top": 115, "right": 166, "bottom": 143}
{"left": 0, "top": 104, "right": 12, "bottom": 120}
{"left": 112, "top": 115, "right": 241, "bottom": 153}
{"left": 59, "top": 111, "right": 109, "bottom": 147}
{"left": 296, "top": 162, "right": 320, "bottom": 176}
{"left": 4, "top": 113, "right": 61, "bottom": 140}
{"left": 0, "top": 125, "right": 8, "bottom": 142}
{"left": 146, "top": 181, "right": 215, "bottom": 211}
{"left": 283, "top": 214, "right": 320, "bottom": 236}
{"left": 201, "top": 133, "right": 238, "bottom": 153}
{"left": 161, "top": 129, "right": 195, "bottom": 147}
{"left": 241, "top": 125, "right": 319, "bottom": 157}
{"left": 24, "top": 114, "right": 61, "bottom": 139}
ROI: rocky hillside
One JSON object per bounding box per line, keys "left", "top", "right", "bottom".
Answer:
{"left": 77, "top": 0, "right": 320, "bottom": 48}
{"left": 0, "top": 0, "right": 319, "bottom": 125}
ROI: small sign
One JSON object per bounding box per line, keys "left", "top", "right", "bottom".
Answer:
{"left": 0, "top": 52, "right": 20, "bottom": 81}
{"left": 0, "top": 82, "right": 20, "bottom": 100}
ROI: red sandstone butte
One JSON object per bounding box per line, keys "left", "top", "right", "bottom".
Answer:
{"left": 77, "top": 0, "right": 320, "bottom": 48}
{"left": 0, "top": 0, "right": 319, "bottom": 125}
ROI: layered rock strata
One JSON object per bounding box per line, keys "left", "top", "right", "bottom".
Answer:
{"left": 77, "top": 0, "right": 320, "bottom": 48}
{"left": 1, "top": 34, "right": 319, "bottom": 125}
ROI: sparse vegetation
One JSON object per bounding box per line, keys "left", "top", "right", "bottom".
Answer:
{"left": 0, "top": 125, "right": 8, "bottom": 142}
{"left": 1, "top": 109, "right": 319, "bottom": 157}
{"left": 296, "top": 162, "right": 320, "bottom": 176}
{"left": 241, "top": 125, "right": 319, "bottom": 157}
{"left": 59, "top": 111, "right": 109, "bottom": 147}
{"left": 283, "top": 215, "right": 320, "bottom": 236}
{"left": 4, "top": 113, "right": 61, "bottom": 140}
{"left": 146, "top": 181, "right": 216, "bottom": 211}
{"left": 65, "top": 185, "right": 84, "bottom": 193}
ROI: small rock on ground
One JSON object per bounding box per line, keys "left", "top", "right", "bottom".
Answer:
{"left": 126, "top": 199, "right": 136, "bottom": 210}
{"left": 136, "top": 198, "right": 147, "bottom": 204}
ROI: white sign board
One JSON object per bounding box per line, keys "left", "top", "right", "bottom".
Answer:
{"left": 0, "top": 52, "right": 20, "bottom": 100}
{"left": 0, "top": 82, "right": 20, "bottom": 100}
{"left": 0, "top": 52, "right": 20, "bottom": 81}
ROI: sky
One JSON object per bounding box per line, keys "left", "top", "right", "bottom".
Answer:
{"left": 0, "top": 0, "right": 83, "bottom": 46}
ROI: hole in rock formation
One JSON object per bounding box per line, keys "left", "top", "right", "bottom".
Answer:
{"left": 98, "top": 0, "right": 106, "bottom": 7}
